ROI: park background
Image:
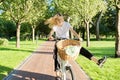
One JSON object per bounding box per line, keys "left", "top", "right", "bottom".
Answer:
{"left": 0, "top": 0, "right": 120, "bottom": 80}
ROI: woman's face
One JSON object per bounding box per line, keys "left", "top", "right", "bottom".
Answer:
{"left": 56, "top": 19, "right": 64, "bottom": 26}
{"left": 45, "top": 14, "right": 64, "bottom": 28}
{"left": 54, "top": 15, "right": 64, "bottom": 26}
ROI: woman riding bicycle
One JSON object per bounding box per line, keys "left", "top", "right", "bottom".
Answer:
{"left": 45, "top": 13, "right": 106, "bottom": 80}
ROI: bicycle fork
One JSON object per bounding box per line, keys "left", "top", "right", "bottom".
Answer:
{"left": 61, "top": 60, "right": 70, "bottom": 80}
{"left": 61, "top": 61, "right": 66, "bottom": 80}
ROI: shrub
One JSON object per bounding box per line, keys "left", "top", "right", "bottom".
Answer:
{"left": 0, "top": 38, "right": 9, "bottom": 46}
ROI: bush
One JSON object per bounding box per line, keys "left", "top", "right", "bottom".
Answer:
{"left": 0, "top": 38, "right": 9, "bottom": 46}
{"left": 21, "top": 33, "right": 31, "bottom": 40}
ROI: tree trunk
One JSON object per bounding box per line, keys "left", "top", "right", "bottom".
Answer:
{"left": 115, "top": 7, "right": 120, "bottom": 57}
{"left": 82, "top": 29, "right": 85, "bottom": 40}
{"left": 67, "top": 17, "right": 73, "bottom": 39}
{"left": 81, "top": 27, "right": 85, "bottom": 40}
{"left": 16, "top": 22, "right": 21, "bottom": 48}
{"left": 32, "top": 27, "right": 35, "bottom": 43}
{"left": 85, "top": 20, "right": 90, "bottom": 47}
{"left": 96, "top": 11, "right": 102, "bottom": 40}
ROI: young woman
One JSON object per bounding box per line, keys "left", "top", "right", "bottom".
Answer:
{"left": 45, "top": 13, "right": 106, "bottom": 80}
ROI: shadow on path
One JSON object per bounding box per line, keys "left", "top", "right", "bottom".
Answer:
{"left": 4, "top": 70, "right": 55, "bottom": 80}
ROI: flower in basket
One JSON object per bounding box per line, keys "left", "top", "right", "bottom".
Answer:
{"left": 64, "top": 45, "right": 80, "bottom": 57}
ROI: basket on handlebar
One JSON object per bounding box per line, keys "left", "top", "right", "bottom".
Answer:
{"left": 56, "top": 39, "right": 80, "bottom": 61}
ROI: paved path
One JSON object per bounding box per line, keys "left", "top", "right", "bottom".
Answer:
{"left": 4, "top": 41, "right": 90, "bottom": 80}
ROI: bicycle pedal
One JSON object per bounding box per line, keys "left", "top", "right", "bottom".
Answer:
{"left": 66, "top": 66, "right": 71, "bottom": 70}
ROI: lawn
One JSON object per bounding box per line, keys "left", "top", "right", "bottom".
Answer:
{"left": 76, "top": 40, "right": 120, "bottom": 80}
{"left": 0, "top": 40, "right": 45, "bottom": 80}
{"left": 0, "top": 39, "right": 120, "bottom": 80}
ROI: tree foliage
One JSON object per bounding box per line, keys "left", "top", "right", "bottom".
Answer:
{"left": 26, "top": 0, "right": 47, "bottom": 42}
{"left": 0, "top": 18, "right": 16, "bottom": 39}
{"left": 0, "top": 0, "right": 118, "bottom": 49}
{"left": 0, "top": 0, "right": 47, "bottom": 47}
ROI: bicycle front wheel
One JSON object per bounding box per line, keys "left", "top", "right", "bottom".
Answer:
{"left": 65, "top": 66, "right": 75, "bottom": 80}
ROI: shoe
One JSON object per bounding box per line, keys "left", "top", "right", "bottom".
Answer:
{"left": 97, "top": 56, "right": 107, "bottom": 67}
{"left": 55, "top": 76, "right": 61, "bottom": 80}
{"left": 56, "top": 70, "right": 60, "bottom": 76}
{"left": 55, "top": 70, "right": 61, "bottom": 80}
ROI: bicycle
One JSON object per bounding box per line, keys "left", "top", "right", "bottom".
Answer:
{"left": 56, "top": 39, "right": 81, "bottom": 80}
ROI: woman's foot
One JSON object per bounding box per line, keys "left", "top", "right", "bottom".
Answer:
{"left": 55, "top": 70, "right": 61, "bottom": 80}
{"left": 97, "top": 56, "right": 107, "bottom": 67}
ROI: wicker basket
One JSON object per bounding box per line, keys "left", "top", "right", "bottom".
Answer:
{"left": 56, "top": 39, "right": 80, "bottom": 61}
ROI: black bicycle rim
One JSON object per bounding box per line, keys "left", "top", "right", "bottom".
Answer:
{"left": 66, "top": 66, "right": 75, "bottom": 80}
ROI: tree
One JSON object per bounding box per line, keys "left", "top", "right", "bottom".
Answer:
{"left": 95, "top": 11, "right": 103, "bottom": 40}
{"left": 70, "top": 0, "right": 106, "bottom": 46}
{"left": 114, "top": 0, "right": 120, "bottom": 57}
{"left": 27, "top": 0, "right": 47, "bottom": 42}
{"left": 0, "top": 0, "right": 46, "bottom": 48}
{"left": 100, "top": 0, "right": 116, "bottom": 37}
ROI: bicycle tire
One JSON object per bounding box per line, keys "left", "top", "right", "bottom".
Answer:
{"left": 65, "top": 66, "right": 75, "bottom": 80}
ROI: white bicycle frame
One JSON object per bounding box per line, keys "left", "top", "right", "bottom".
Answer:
{"left": 56, "top": 39, "right": 80, "bottom": 80}
{"left": 57, "top": 54, "right": 72, "bottom": 80}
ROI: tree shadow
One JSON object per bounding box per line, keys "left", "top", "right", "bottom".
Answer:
{"left": 0, "top": 47, "right": 33, "bottom": 53}
{"left": 86, "top": 38, "right": 115, "bottom": 41}
{"left": 0, "top": 65, "right": 13, "bottom": 80}
{"left": 34, "top": 51, "right": 53, "bottom": 55}
{"left": 88, "top": 47, "right": 115, "bottom": 58}
{"left": 39, "top": 42, "right": 55, "bottom": 47}
{"left": 4, "top": 70, "right": 55, "bottom": 80}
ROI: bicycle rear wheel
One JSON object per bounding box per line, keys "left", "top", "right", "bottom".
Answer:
{"left": 65, "top": 66, "right": 75, "bottom": 80}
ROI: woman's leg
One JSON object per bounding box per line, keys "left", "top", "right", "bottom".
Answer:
{"left": 54, "top": 42, "right": 60, "bottom": 71}
{"left": 80, "top": 47, "right": 94, "bottom": 60}
{"left": 79, "top": 47, "right": 106, "bottom": 66}
{"left": 54, "top": 42, "right": 61, "bottom": 79}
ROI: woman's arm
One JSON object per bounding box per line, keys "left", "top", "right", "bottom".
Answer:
{"left": 48, "top": 29, "right": 54, "bottom": 40}
{"left": 69, "top": 27, "right": 83, "bottom": 41}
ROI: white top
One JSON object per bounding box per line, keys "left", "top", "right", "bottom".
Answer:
{"left": 53, "top": 22, "right": 71, "bottom": 39}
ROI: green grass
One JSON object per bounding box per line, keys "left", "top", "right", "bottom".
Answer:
{"left": 76, "top": 40, "right": 120, "bottom": 80}
{"left": 0, "top": 39, "right": 119, "bottom": 80}
{"left": 0, "top": 40, "right": 45, "bottom": 79}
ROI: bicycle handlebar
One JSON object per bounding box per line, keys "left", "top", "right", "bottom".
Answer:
{"left": 47, "top": 37, "right": 83, "bottom": 42}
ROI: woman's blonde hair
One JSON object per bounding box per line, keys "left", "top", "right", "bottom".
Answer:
{"left": 45, "top": 14, "right": 64, "bottom": 28}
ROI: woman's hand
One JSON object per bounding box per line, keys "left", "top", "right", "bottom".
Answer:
{"left": 48, "top": 29, "right": 54, "bottom": 41}
{"left": 48, "top": 36, "right": 54, "bottom": 41}
{"left": 79, "top": 38, "right": 83, "bottom": 42}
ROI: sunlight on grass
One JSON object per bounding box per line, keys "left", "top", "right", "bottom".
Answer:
{"left": 0, "top": 39, "right": 119, "bottom": 80}
{"left": 76, "top": 40, "right": 120, "bottom": 80}
{"left": 0, "top": 40, "right": 45, "bottom": 79}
